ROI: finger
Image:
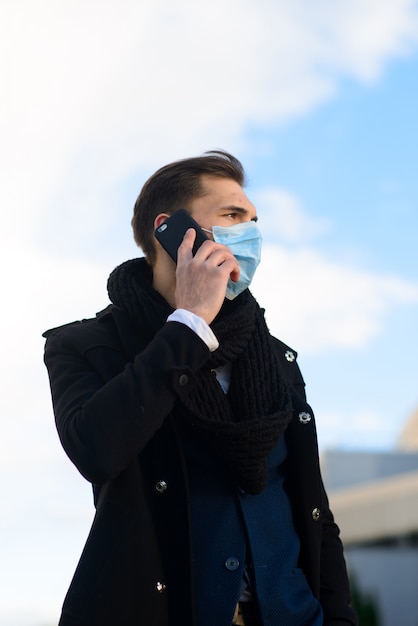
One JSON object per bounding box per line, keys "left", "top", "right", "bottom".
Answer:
{"left": 194, "top": 240, "right": 233, "bottom": 262}
{"left": 205, "top": 245, "right": 239, "bottom": 271}
{"left": 177, "top": 228, "right": 196, "bottom": 260}
{"left": 222, "top": 257, "right": 240, "bottom": 282}
{"left": 203, "top": 247, "right": 240, "bottom": 282}
{"left": 229, "top": 265, "right": 240, "bottom": 282}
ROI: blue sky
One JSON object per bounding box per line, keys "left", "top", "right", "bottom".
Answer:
{"left": 1, "top": 1, "right": 418, "bottom": 623}
{"left": 248, "top": 55, "right": 418, "bottom": 450}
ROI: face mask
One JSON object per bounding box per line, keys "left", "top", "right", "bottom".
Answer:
{"left": 203, "top": 221, "right": 262, "bottom": 300}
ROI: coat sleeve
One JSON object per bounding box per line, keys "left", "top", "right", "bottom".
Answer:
{"left": 44, "top": 318, "right": 210, "bottom": 485}
{"left": 318, "top": 481, "right": 358, "bottom": 625}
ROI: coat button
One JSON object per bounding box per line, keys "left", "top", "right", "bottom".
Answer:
{"left": 225, "top": 557, "right": 240, "bottom": 571}
{"left": 178, "top": 373, "right": 189, "bottom": 387}
{"left": 156, "top": 581, "right": 166, "bottom": 592}
{"left": 284, "top": 350, "right": 295, "bottom": 362}
{"left": 312, "top": 508, "right": 321, "bottom": 521}
{"left": 155, "top": 480, "right": 168, "bottom": 493}
{"left": 299, "top": 411, "right": 312, "bottom": 424}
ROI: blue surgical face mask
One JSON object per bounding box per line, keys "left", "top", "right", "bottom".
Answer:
{"left": 202, "top": 221, "right": 262, "bottom": 300}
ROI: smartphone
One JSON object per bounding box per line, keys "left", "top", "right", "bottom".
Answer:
{"left": 154, "top": 209, "right": 209, "bottom": 262}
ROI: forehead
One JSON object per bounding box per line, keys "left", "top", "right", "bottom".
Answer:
{"left": 190, "top": 174, "right": 257, "bottom": 216}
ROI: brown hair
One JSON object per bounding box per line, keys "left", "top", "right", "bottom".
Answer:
{"left": 131, "top": 149, "right": 246, "bottom": 264}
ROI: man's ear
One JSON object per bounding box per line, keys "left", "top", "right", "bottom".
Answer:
{"left": 154, "top": 213, "right": 170, "bottom": 231}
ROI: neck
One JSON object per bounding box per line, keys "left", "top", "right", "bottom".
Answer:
{"left": 151, "top": 254, "right": 176, "bottom": 308}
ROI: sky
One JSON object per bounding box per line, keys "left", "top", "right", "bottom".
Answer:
{"left": 1, "top": 0, "right": 418, "bottom": 623}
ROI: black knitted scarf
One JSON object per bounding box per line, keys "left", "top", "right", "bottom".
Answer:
{"left": 107, "top": 258, "right": 293, "bottom": 494}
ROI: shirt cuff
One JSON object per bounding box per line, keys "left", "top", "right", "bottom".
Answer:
{"left": 167, "top": 309, "right": 219, "bottom": 352}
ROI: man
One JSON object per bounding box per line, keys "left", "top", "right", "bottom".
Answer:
{"left": 43, "top": 150, "right": 358, "bottom": 626}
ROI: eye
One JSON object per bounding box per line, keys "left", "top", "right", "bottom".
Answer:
{"left": 221, "top": 209, "right": 258, "bottom": 222}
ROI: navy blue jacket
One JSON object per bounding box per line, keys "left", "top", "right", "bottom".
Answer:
{"left": 43, "top": 303, "right": 358, "bottom": 626}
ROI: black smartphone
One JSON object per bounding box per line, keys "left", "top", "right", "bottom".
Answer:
{"left": 154, "top": 209, "right": 209, "bottom": 262}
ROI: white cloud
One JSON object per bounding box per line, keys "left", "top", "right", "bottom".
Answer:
{"left": 0, "top": 241, "right": 110, "bottom": 482}
{"left": 254, "top": 187, "right": 331, "bottom": 242}
{"left": 1, "top": 0, "right": 418, "bottom": 236}
{"left": 248, "top": 184, "right": 418, "bottom": 353}
{"left": 251, "top": 243, "right": 418, "bottom": 352}
{"left": 316, "top": 408, "right": 399, "bottom": 451}
{"left": 291, "top": 0, "right": 418, "bottom": 81}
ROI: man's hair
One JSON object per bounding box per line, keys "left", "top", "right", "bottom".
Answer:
{"left": 131, "top": 149, "right": 246, "bottom": 264}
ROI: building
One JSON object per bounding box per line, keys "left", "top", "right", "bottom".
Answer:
{"left": 321, "top": 408, "right": 418, "bottom": 626}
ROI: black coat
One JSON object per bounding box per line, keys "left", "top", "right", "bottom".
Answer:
{"left": 43, "top": 304, "right": 358, "bottom": 626}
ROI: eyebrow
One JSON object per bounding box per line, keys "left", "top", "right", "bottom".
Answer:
{"left": 217, "top": 205, "right": 258, "bottom": 221}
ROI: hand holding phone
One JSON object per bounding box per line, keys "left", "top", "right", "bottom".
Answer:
{"left": 154, "top": 209, "right": 209, "bottom": 262}
{"left": 155, "top": 209, "right": 239, "bottom": 324}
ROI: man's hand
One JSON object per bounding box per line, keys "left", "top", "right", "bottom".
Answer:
{"left": 175, "top": 228, "right": 240, "bottom": 325}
